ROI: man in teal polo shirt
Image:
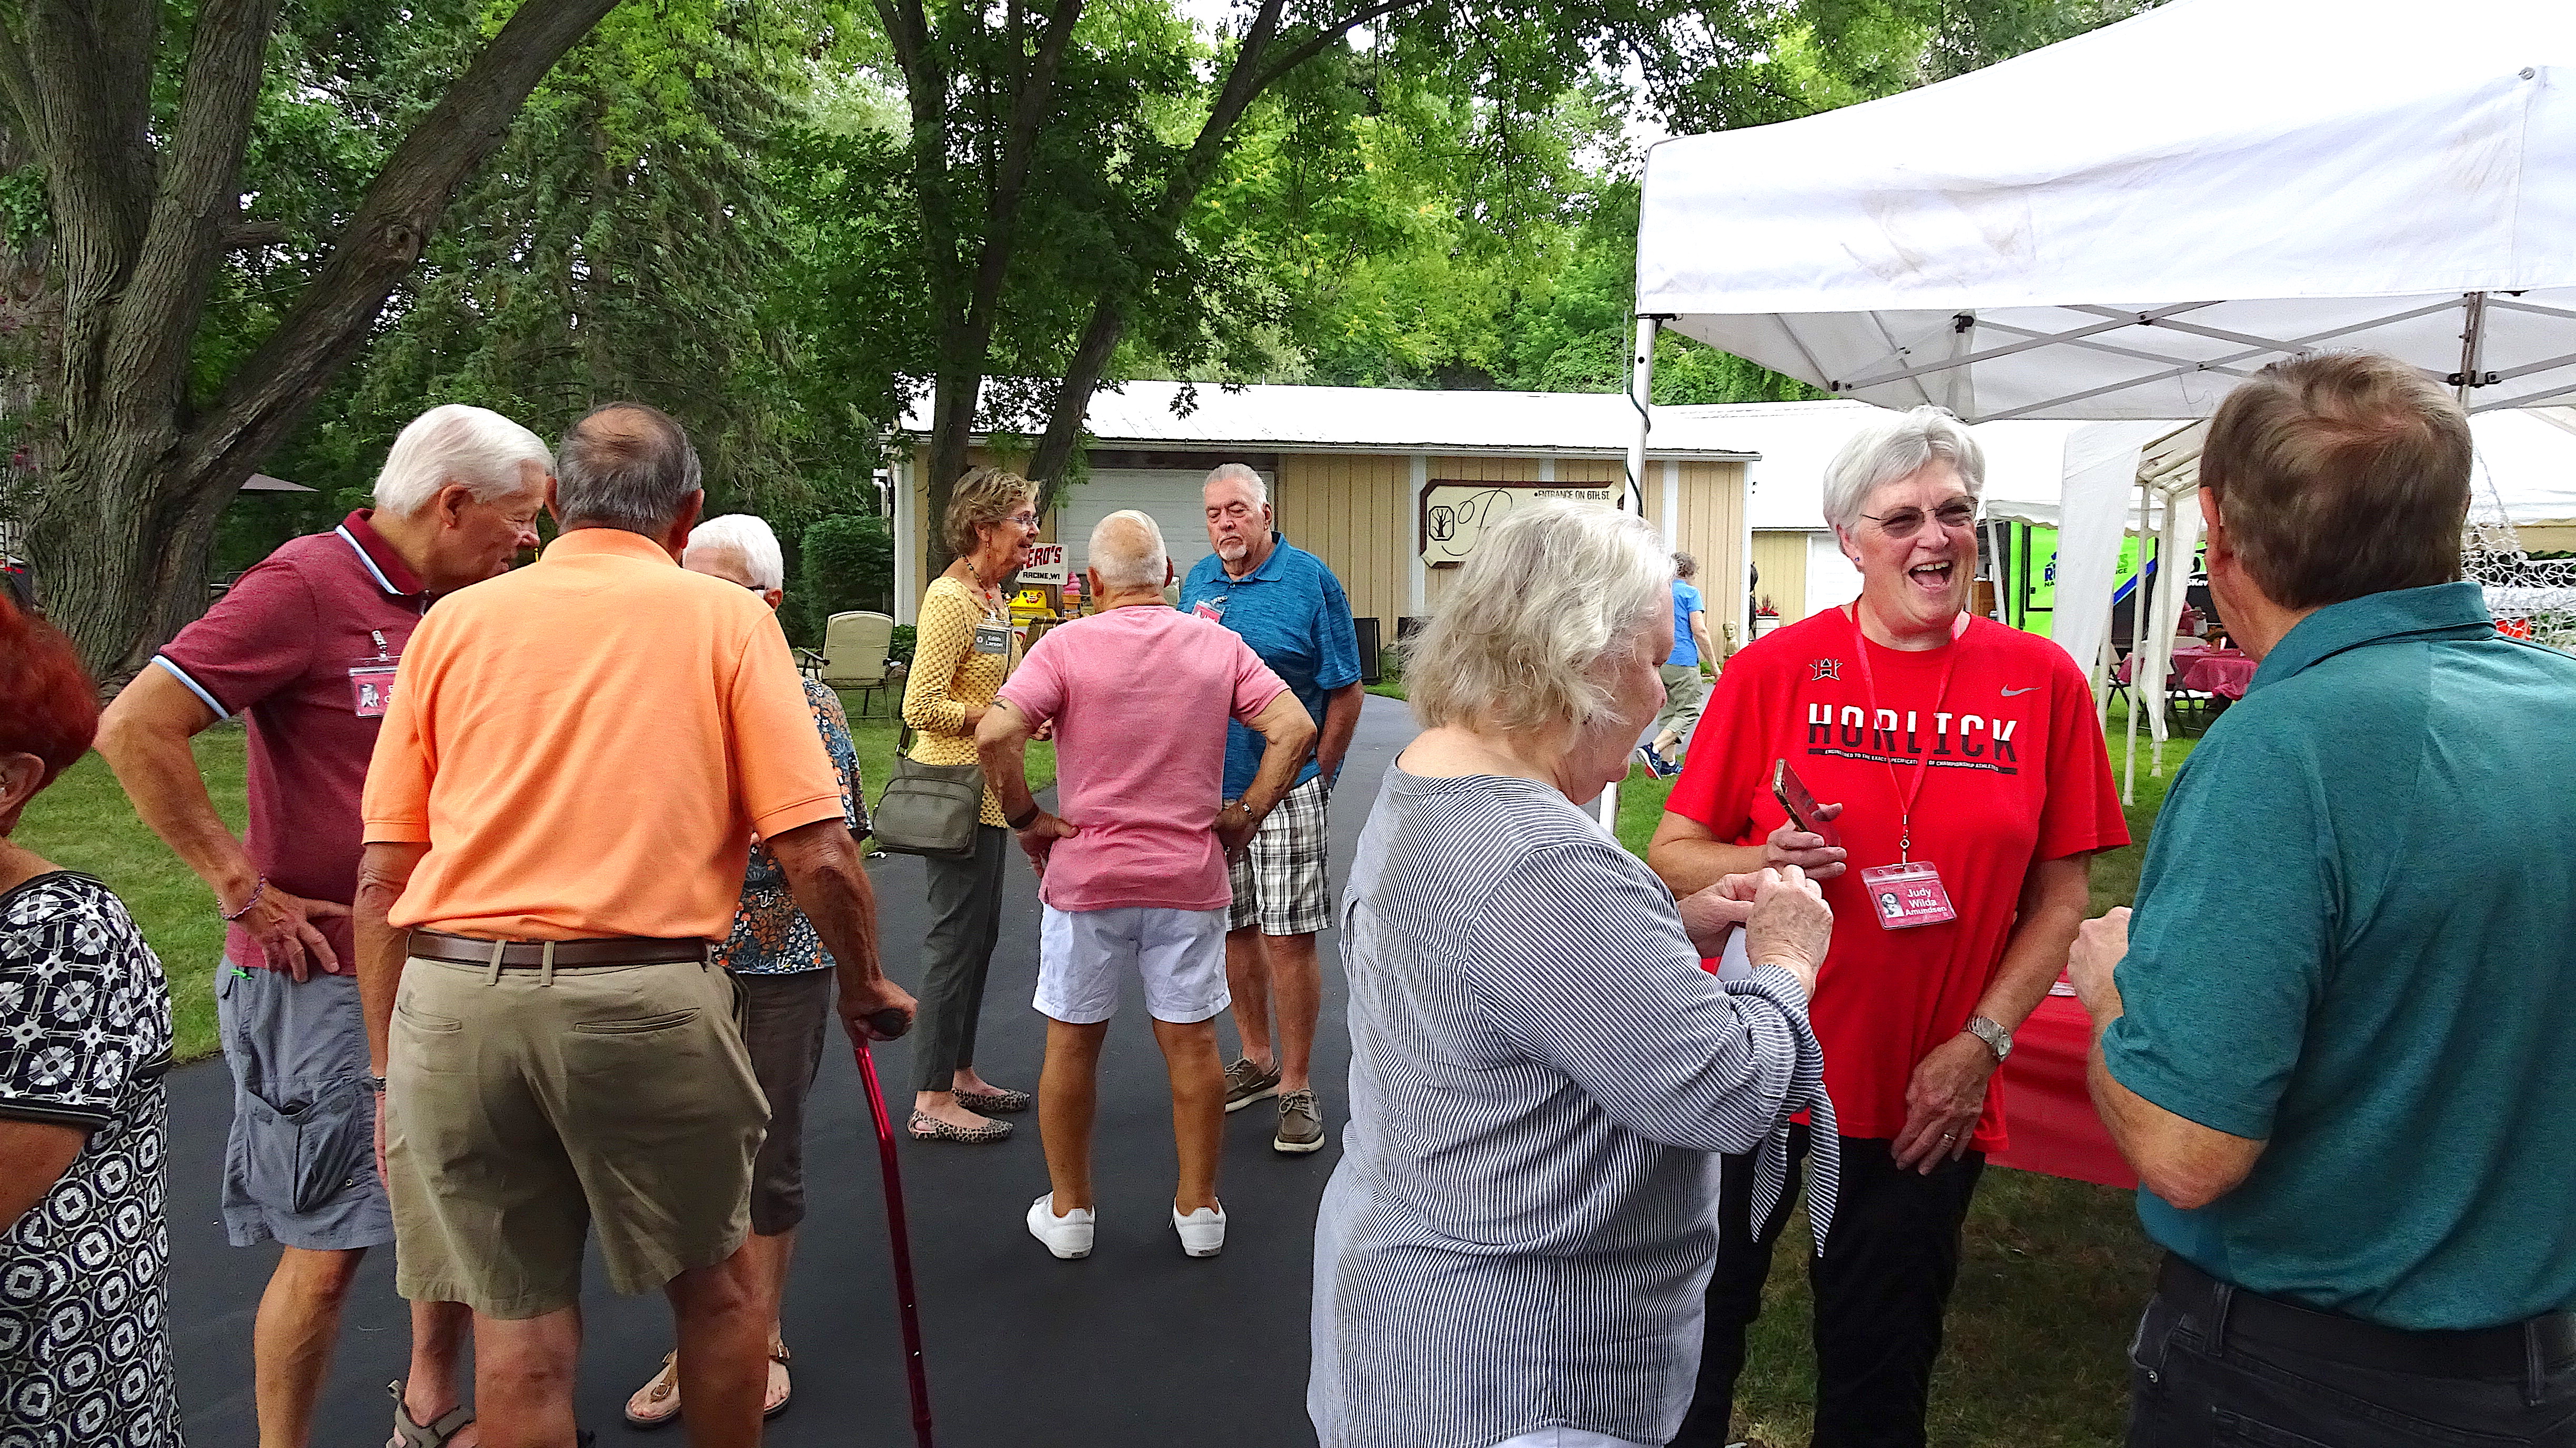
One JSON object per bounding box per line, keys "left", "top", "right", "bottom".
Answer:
{"left": 2069, "top": 353, "right": 2576, "bottom": 1448}
{"left": 1182, "top": 464, "right": 1363, "bottom": 1155}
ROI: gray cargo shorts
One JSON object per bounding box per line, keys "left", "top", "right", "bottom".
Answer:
{"left": 216, "top": 960, "right": 393, "bottom": 1251}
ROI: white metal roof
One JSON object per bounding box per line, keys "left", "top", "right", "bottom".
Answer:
{"left": 898, "top": 379, "right": 1758, "bottom": 460}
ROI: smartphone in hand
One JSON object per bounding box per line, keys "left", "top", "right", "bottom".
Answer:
{"left": 1772, "top": 759, "right": 1842, "bottom": 849}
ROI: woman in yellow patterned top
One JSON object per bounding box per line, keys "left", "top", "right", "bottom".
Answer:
{"left": 901, "top": 466, "right": 1042, "bottom": 1141}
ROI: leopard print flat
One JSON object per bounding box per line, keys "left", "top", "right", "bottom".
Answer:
{"left": 908, "top": 1109, "right": 1012, "bottom": 1143}
{"left": 953, "top": 1086, "right": 1031, "bottom": 1114}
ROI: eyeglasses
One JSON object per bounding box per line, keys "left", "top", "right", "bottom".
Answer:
{"left": 1007, "top": 512, "right": 1039, "bottom": 528}
{"left": 1860, "top": 499, "right": 1977, "bottom": 538}
{"left": 736, "top": 580, "right": 768, "bottom": 593}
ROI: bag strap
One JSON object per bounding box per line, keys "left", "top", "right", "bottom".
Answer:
{"left": 896, "top": 720, "right": 916, "bottom": 756}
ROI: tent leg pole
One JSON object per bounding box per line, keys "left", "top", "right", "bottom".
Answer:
{"left": 1607, "top": 314, "right": 1660, "bottom": 833}
{"left": 2457, "top": 291, "right": 2488, "bottom": 409}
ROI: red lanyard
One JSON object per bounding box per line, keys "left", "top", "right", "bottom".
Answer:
{"left": 1842, "top": 605, "right": 1969, "bottom": 862}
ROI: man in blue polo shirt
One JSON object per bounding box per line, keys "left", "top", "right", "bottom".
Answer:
{"left": 2068, "top": 353, "right": 2576, "bottom": 1447}
{"left": 1182, "top": 464, "right": 1362, "bottom": 1154}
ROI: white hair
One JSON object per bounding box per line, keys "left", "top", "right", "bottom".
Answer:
{"left": 1820, "top": 405, "right": 1986, "bottom": 531}
{"left": 1406, "top": 501, "right": 1671, "bottom": 738}
{"left": 1204, "top": 462, "right": 1268, "bottom": 508}
{"left": 372, "top": 404, "right": 553, "bottom": 518}
{"left": 1089, "top": 509, "right": 1168, "bottom": 591}
{"left": 685, "top": 514, "right": 784, "bottom": 591}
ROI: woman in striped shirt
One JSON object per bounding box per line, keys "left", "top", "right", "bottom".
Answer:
{"left": 1311, "top": 502, "right": 1838, "bottom": 1448}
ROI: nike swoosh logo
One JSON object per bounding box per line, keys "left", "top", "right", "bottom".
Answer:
{"left": 2000, "top": 686, "right": 2038, "bottom": 697}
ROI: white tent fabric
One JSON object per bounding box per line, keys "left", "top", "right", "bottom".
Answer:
{"left": 2049, "top": 423, "right": 2175, "bottom": 693}
{"left": 1635, "top": 0, "right": 2576, "bottom": 421}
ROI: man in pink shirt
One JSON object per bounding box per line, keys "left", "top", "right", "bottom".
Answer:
{"left": 979, "top": 510, "right": 1314, "bottom": 1262}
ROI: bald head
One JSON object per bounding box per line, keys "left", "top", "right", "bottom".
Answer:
{"left": 1089, "top": 510, "right": 1170, "bottom": 592}
{"left": 555, "top": 401, "right": 703, "bottom": 534}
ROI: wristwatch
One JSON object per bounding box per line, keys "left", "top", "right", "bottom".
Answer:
{"left": 364, "top": 1073, "right": 388, "bottom": 1094}
{"left": 1964, "top": 1014, "right": 2013, "bottom": 1063}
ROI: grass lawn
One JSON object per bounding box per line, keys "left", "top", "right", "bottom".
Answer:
{"left": 14, "top": 695, "right": 1050, "bottom": 1065}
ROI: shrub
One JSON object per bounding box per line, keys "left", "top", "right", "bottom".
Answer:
{"left": 800, "top": 514, "right": 894, "bottom": 636}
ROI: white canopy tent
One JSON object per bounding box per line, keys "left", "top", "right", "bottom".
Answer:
{"left": 1612, "top": 0, "right": 2576, "bottom": 821}
{"left": 1633, "top": 0, "right": 2576, "bottom": 423}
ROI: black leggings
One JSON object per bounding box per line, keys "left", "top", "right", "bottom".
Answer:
{"left": 1674, "top": 1128, "right": 1986, "bottom": 1448}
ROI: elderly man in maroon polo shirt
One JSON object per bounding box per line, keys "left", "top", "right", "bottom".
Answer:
{"left": 98, "top": 404, "right": 551, "bottom": 1448}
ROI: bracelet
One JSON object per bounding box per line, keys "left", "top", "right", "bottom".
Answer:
{"left": 1007, "top": 805, "right": 1041, "bottom": 830}
{"left": 222, "top": 876, "right": 269, "bottom": 922}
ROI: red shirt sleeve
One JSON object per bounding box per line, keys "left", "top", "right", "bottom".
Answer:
{"left": 2034, "top": 646, "right": 2131, "bottom": 860}
{"left": 154, "top": 556, "right": 318, "bottom": 717}
{"left": 1665, "top": 647, "right": 1777, "bottom": 846}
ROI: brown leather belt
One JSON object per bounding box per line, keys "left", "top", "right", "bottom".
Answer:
{"left": 407, "top": 929, "right": 710, "bottom": 968}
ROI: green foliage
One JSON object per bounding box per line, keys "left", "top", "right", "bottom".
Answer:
{"left": 0, "top": 167, "right": 49, "bottom": 249}
{"left": 801, "top": 512, "right": 897, "bottom": 631}
{"left": 888, "top": 623, "right": 917, "bottom": 669}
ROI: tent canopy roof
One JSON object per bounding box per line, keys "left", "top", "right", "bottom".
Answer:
{"left": 1637, "top": 0, "right": 2576, "bottom": 421}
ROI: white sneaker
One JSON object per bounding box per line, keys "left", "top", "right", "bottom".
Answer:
{"left": 1172, "top": 1201, "right": 1226, "bottom": 1258}
{"left": 1027, "top": 1193, "right": 1094, "bottom": 1259}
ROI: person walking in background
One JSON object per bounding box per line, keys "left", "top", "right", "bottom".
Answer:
{"left": 900, "top": 466, "right": 1042, "bottom": 1142}
{"left": 1311, "top": 501, "right": 1837, "bottom": 1448}
{"left": 1650, "top": 406, "right": 2127, "bottom": 1448}
{"left": 623, "top": 515, "right": 869, "bottom": 1428}
{"left": 1639, "top": 550, "right": 1719, "bottom": 777}
{"left": 978, "top": 511, "right": 1315, "bottom": 1261}
{"left": 96, "top": 403, "right": 551, "bottom": 1448}
{"left": 2069, "top": 354, "right": 2576, "bottom": 1447}
{"left": 0, "top": 596, "right": 184, "bottom": 1448}
{"left": 354, "top": 403, "right": 914, "bottom": 1447}
{"left": 1181, "top": 462, "right": 1363, "bottom": 1155}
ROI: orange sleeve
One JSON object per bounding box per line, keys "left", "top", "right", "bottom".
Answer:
{"left": 729, "top": 612, "right": 846, "bottom": 841}
{"left": 361, "top": 620, "right": 435, "bottom": 844}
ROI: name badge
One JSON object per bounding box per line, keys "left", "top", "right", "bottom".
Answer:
{"left": 1193, "top": 598, "right": 1225, "bottom": 622}
{"left": 1859, "top": 861, "right": 1958, "bottom": 931}
{"left": 349, "top": 663, "right": 398, "bottom": 718}
{"left": 972, "top": 622, "right": 1011, "bottom": 655}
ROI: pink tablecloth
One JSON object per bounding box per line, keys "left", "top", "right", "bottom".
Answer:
{"left": 2174, "top": 650, "right": 2256, "bottom": 699}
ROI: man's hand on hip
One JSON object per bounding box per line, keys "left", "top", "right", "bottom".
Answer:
{"left": 1015, "top": 812, "right": 1076, "bottom": 874}
{"left": 232, "top": 886, "right": 350, "bottom": 982}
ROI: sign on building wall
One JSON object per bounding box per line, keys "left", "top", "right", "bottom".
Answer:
{"left": 1420, "top": 481, "right": 1620, "bottom": 567}
{"left": 1018, "top": 542, "right": 1068, "bottom": 586}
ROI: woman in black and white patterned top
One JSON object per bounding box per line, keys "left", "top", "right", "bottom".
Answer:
{"left": 1310, "top": 502, "right": 1838, "bottom": 1448}
{"left": 0, "top": 595, "right": 183, "bottom": 1447}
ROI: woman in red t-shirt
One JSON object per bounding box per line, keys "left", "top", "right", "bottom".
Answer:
{"left": 1649, "top": 406, "right": 2128, "bottom": 1448}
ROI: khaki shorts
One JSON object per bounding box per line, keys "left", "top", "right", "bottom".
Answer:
{"left": 385, "top": 953, "right": 767, "bottom": 1319}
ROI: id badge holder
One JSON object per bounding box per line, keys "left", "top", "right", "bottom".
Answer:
{"left": 971, "top": 620, "right": 1011, "bottom": 655}
{"left": 348, "top": 663, "right": 398, "bottom": 718}
{"left": 1859, "top": 861, "right": 1958, "bottom": 930}
{"left": 1192, "top": 595, "right": 1226, "bottom": 623}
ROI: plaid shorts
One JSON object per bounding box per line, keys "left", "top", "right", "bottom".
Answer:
{"left": 1226, "top": 773, "right": 1331, "bottom": 936}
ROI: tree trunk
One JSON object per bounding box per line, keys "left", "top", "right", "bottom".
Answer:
{"left": 0, "top": 0, "right": 623, "bottom": 677}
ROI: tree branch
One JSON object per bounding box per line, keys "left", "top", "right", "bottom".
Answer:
{"left": 177, "top": 0, "right": 625, "bottom": 494}
{"left": 0, "top": 25, "right": 39, "bottom": 140}
{"left": 1248, "top": 0, "right": 1418, "bottom": 99}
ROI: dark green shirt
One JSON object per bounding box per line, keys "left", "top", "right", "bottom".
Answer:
{"left": 2102, "top": 581, "right": 2576, "bottom": 1331}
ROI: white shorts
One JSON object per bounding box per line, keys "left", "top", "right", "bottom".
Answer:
{"left": 1035, "top": 906, "right": 1232, "bottom": 1025}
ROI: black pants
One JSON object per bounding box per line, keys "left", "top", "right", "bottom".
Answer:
{"left": 2128, "top": 1256, "right": 2576, "bottom": 1447}
{"left": 1673, "top": 1129, "right": 1985, "bottom": 1448}
{"left": 913, "top": 823, "right": 1007, "bottom": 1093}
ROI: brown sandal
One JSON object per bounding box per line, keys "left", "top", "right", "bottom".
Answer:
{"left": 623, "top": 1352, "right": 682, "bottom": 1429}
{"left": 908, "top": 1109, "right": 1011, "bottom": 1143}
{"left": 766, "top": 1341, "right": 792, "bottom": 1419}
{"left": 388, "top": 1380, "right": 474, "bottom": 1447}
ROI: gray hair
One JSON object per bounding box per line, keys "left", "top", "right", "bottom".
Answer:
{"left": 1406, "top": 501, "right": 1671, "bottom": 738}
{"left": 1673, "top": 550, "right": 1698, "bottom": 580}
{"left": 1821, "top": 405, "right": 1986, "bottom": 531}
{"left": 371, "top": 404, "right": 552, "bottom": 518}
{"left": 1204, "top": 462, "right": 1268, "bottom": 508}
{"left": 685, "top": 514, "right": 784, "bottom": 591}
{"left": 554, "top": 402, "right": 703, "bottom": 533}
{"left": 1088, "top": 509, "right": 1168, "bottom": 591}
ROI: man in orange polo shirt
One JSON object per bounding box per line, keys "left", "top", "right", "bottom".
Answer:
{"left": 353, "top": 401, "right": 914, "bottom": 1448}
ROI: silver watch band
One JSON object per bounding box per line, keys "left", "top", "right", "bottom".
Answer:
{"left": 1965, "top": 1014, "right": 2012, "bottom": 1062}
